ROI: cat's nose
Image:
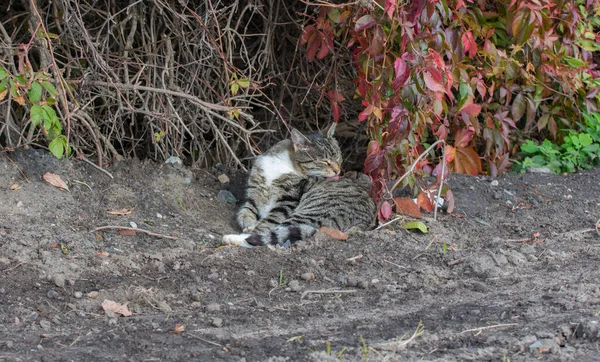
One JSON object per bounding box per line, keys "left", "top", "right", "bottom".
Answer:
{"left": 330, "top": 162, "right": 341, "bottom": 175}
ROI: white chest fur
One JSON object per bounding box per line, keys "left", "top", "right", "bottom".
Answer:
{"left": 256, "top": 152, "right": 298, "bottom": 187}
{"left": 255, "top": 151, "right": 298, "bottom": 218}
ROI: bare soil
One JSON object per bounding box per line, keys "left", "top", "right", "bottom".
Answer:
{"left": 1, "top": 149, "right": 599, "bottom": 361}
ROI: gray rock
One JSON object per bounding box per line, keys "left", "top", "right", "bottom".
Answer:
{"left": 52, "top": 274, "right": 66, "bottom": 288}
{"left": 73, "top": 291, "right": 83, "bottom": 299}
{"left": 300, "top": 272, "right": 315, "bottom": 281}
{"left": 490, "top": 180, "right": 499, "bottom": 186}
{"left": 268, "top": 279, "right": 279, "bottom": 288}
{"left": 39, "top": 319, "right": 51, "bottom": 331}
{"left": 206, "top": 303, "right": 221, "bottom": 312}
{"left": 217, "top": 190, "right": 236, "bottom": 203}
{"left": 208, "top": 272, "right": 220, "bottom": 281}
{"left": 288, "top": 280, "right": 302, "bottom": 292}
{"left": 217, "top": 174, "right": 230, "bottom": 185}
{"left": 212, "top": 317, "right": 223, "bottom": 327}
{"left": 165, "top": 156, "right": 183, "bottom": 165}
{"left": 47, "top": 289, "right": 59, "bottom": 299}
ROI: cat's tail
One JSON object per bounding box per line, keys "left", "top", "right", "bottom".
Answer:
{"left": 223, "top": 223, "right": 317, "bottom": 248}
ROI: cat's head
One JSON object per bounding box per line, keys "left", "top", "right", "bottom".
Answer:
{"left": 290, "top": 124, "right": 342, "bottom": 178}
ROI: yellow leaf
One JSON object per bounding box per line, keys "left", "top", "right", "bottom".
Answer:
{"left": 42, "top": 172, "right": 69, "bottom": 191}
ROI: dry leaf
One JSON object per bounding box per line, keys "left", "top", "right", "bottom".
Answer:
{"left": 49, "top": 242, "right": 59, "bottom": 248}
{"left": 106, "top": 208, "right": 135, "bottom": 216}
{"left": 416, "top": 192, "right": 434, "bottom": 212}
{"left": 42, "top": 172, "right": 69, "bottom": 191}
{"left": 101, "top": 299, "right": 132, "bottom": 317}
{"left": 318, "top": 227, "right": 349, "bottom": 240}
{"left": 10, "top": 183, "right": 22, "bottom": 191}
{"left": 119, "top": 229, "right": 137, "bottom": 236}
{"left": 393, "top": 197, "right": 422, "bottom": 218}
{"left": 96, "top": 251, "right": 109, "bottom": 257}
{"left": 170, "top": 323, "right": 185, "bottom": 334}
{"left": 95, "top": 233, "right": 103, "bottom": 241}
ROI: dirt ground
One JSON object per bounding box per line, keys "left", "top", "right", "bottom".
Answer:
{"left": 0, "top": 149, "right": 599, "bottom": 362}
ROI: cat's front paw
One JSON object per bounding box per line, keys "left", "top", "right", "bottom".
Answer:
{"left": 238, "top": 213, "right": 258, "bottom": 232}
{"left": 223, "top": 234, "right": 255, "bottom": 248}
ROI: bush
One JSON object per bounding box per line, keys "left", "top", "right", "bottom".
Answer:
{"left": 302, "top": 0, "right": 600, "bottom": 219}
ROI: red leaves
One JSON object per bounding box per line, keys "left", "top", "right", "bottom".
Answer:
{"left": 354, "top": 15, "right": 376, "bottom": 32}
{"left": 327, "top": 89, "right": 345, "bottom": 122}
{"left": 423, "top": 71, "right": 445, "bottom": 93}
{"left": 301, "top": 17, "right": 334, "bottom": 62}
{"left": 393, "top": 198, "right": 422, "bottom": 218}
{"left": 393, "top": 56, "right": 409, "bottom": 89}
{"left": 447, "top": 145, "right": 482, "bottom": 176}
{"left": 378, "top": 201, "right": 393, "bottom": 221}
{"left": 461, "top": 31, "right": 477, "bottom": 58}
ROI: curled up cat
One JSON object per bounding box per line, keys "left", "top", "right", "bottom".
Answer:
{"left": 222, "top": 124, "right": 376, "bottom": 248}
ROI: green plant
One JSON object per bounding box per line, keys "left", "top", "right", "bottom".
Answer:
{"left": 0, "top": 50, "right": 69, "bottom": 159}
{"left": 302, "top": 0, "right": 600, "bottom": 220}
{"left": 514, "top": 112, "right": 600, "bottom": 173}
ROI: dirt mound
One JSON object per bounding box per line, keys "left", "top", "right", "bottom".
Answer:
{"left": 1, "top": 149, "right": 599, "bottom": 361}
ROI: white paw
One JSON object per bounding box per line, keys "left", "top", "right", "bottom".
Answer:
{"left": 242, "top": 226, "right": 255, "bottom": 233}
{"left": 222, "top": 234, "right": 255, "bottom": 248}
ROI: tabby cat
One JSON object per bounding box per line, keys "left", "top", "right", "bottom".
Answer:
{"left": 223, "top": 124, "right": 376, "bottom": 248}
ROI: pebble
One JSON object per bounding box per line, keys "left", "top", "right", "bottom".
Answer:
{"left": 87, "top": 291, "right": 99, "bottom": 299}
{"left": 39, "top": 319, "right": 51, "bottom": 330}
{"left": 53, "top": 274, "right": 66, "bottom": 288}
{"left": 74, "top": 291, "right": 83, "bottom": 299}
{"left": 130, "top": 221, "right": 138, "bottom": 229}
{"left": 208, "top": 272, "right": 220, "bottom": 281}
{"left": 5, "top": 340, "right": 13, "bottom": 349}
{"left": 165, "top": 156, "right": 183, "bottom": 165}
{"left": 300, "top": 272, "right": 315, "bottom": 281}
{"left": 246, "top": 270, "right": 256, "bottom": 276}
{"left": 490, "top": 180, "right": 499, "bottom": 186}
{"left": 217, "top": 190, "right": 236, "bottom": 203}
{"left": 217, "top": 174, "right": 230, "bottom": 185}
{"left": 156, "top": 213, "right": 163, "bottom": 219}
{"left": 288, "top": 280, "right": 302, "bottom": 292}
{"left": 206, "top": 303, "right": 221, "bottom": 312}
{"left": 268, "top": 279, "right": 279, "bottom": 288}
{"left": 47, "top": 289, "right": 59, "bottom": 299}
{"left": 212, "top": 317, "right": 223, "bottom": 327}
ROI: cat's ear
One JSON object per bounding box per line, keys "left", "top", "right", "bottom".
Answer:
{"left": 291, "top": 128, "right": 311, "bottom": 151}
{"left": 326, "top": 123, "right": 336, "bottom": 138}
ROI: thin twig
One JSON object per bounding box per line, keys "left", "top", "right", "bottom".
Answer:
{"left": 4, "top": 154, "right": 31, "bottom": 183}
{"left": 187, "top": 333, "right": 227, "bottom": 349}
{"left": 383, "top": 259, "right": 407, "bottom": 269}
{"left": 301, "top": 289, "right": 357, "bottom": 300}
{"left": 79, "top": 156, "right": 114, "bottom": 179}
{"left": 90, "top": 226, "right": 178, "bottom": 240}
{"left": 375, "top": 216, "right": 403, "bottom": 230}
{"left": 460, "top": 323, "right": 518, "bottom": 335}
{"left": 1, "top": 262, "right": 25, "bottom": 273}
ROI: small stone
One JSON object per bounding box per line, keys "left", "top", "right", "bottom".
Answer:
{"left": 5, "top": 340, "right": 13, "bottom": 348}
{"left": 288, "top": 280, "right": 302, "bottom": 292}
{"left": 74, "top": 291, "right": 83, "bottom": 299}
{"left": 300, "top": 272, "right": 315, "bottom": 281}
{"left": 25, "top": 312, "right": 39, "bottom": 322}
{"left": 47, "top": 289, "right": 59, "bottom": 299}
{"left": 212, "top": 317, "right": 223, "bottom": 327}
{"left": 206, "top": 303, "right": 221, "bottom": 312}
{"left": 105, "top": 309, "right": 116, "bottom": 318}
{"left": 165, "top": 156, "right": 183, "bottom": 165}
{"left": 371, "top": 278, "right": 380, "bottom": 284}
{"left": 156, "top": 213, "right": 163, "bottom": 219}
{"left": 526, "top": 167, "right": 551, "bottom": 174}
{"left": 217, "top": 190, "right": 236, "bottom": 204}
{"left": 490, "top": 180, "right": 499, "bottom": 186}
{"left": 52, "top": 274, "right": 66, "bottom": 288}
{"left": 217, "top": 174, "right": 230, "bottom": 185}
{"left": 246, "top": 270, "right": 256, "bottom": 276}
{"left": 129, "top": 221, "right": 137, "bottom": 229}
{"left": 208, "top": 272, "right": 219, "bottom": 280}
{"left": 358, "top": 281, "right": 369, "bottom": 289}
{"left": 39, "top": 319, "right": 51, "bottom": 331}
{"left": 346, "top": 276, "right": 360, "bottom": 287}
{"left": 268, "top": 279, "right": 279, "bottom": 288}
{"left": 87, "top": 291, "right": 99, "bottom": 299}
{"left": 16, "top": 201, "right": 23, "bottom": 208}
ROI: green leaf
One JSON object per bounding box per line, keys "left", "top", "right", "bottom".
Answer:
{"left": 0, "top": 67, "right": 7, "bottom": 80}
{"left": 230, "top": 82, "right": 239, "bottom": 95}
{"left": 520, "top": 140, "right": 539, "bottom": 154}
{"left": 15, "top": 75, "right": 26, "bottom": 85}
{"left": 30, "top": 105, "right": 44, "bottom": 127}
{"left": 401, "top": 221, "right": 428, "bottom": 233}
{"left": 564, "top": 57, "right": 585, "bottom": 68}
{"left": 49, "top": 137, "right": 65, "bottom": 159}
{"left": 237, "top": 78, "right": 250, "bottom": 89}
{"left": 41, "top": 80, "right": 57, "bottom": 96}
{"left": 28, "top": 82, "right": 43, "bottom": 103}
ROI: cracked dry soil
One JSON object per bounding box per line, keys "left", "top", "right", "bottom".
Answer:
{"left": 0, "top": 149, "right": 599, "bottom": 361}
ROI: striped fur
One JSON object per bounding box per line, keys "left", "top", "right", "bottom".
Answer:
{"left": 223, "top": 124, "right": 375, "bottom": 248}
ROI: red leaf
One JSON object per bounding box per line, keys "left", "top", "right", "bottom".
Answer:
{"left": 393, "top": 197, "right": 422, "bottom": 218}
{"left": 358, "top": 104, "right": 374, "bottom": 122}
{"left": 368, "top": 26, "right": 385, "bottom": 56}
{"left": 453, "top": 146, "right": 482, "bottom": 175}
{"left": 461, "top": 31, "right": 477, "bottom": 58}
{"left": 119, "top": 229, "right": 137, "bottom": 236}
{"left": 301, "top": 25, "right": 315, "bottom": 45}
{"left": 445, "top": 189, "right": 455, "bottom": 213}
{"left": 355, "top": 15, "right": 376, "bottom": 31}
{"left": 364, "top": 151, "right": 384, "bottom": 174}
{"left": 423, "top": 71, "right": 444, "bottom": 93}
{"left": 417, "top": 192, "right": 434, "bottom": 212}
{"left": 306, "top": 31, "right": 320, "bottom": 62}
{"left": 379, "top": 201, "right": 393, "bottom": 221}
{"left": 428, "top": 49, "right": 445, "bottom": 69}
{"left": 316, "top": 37, "right": 330, "bottom": 60}
{"left": 384, "top": 0, "right": 396, "bottom": 18}
{"left": 454, "top": 125, "right": 474, "bottom": 148}
{"left": 319, "top": 227, "right": 349, "bottom": 240}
